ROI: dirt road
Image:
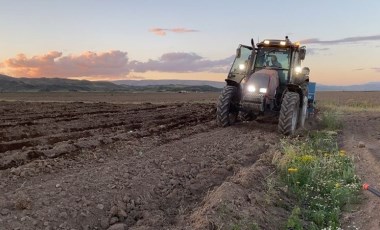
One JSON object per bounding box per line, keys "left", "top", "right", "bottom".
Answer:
{"left": 0, "top": 101, "right": 289, "bottom": 230}
{"left": 341, "top": 111, "right": 380, "bottom": 230}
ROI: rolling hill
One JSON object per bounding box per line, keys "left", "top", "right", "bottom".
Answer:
{"left": 316, "top": 82, "right": 380, "bottom": 91}
{"left": 113, "top": 79, "right": 226, "bottom": 88}
{"left": 0, "top": 75, "right": 221, "bottom": 92}
{"left": 0, "top": 74, "right": 127, "bottom": 92}
{"left": 114, "top": 79, "right": 380, "bottom": 91}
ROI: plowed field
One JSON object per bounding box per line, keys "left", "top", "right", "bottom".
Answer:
{"left": 1, "top": 91, "right": 379, "bottom": 230}
{"left": 0, "top": 93, "right": 289, "bottom": 230}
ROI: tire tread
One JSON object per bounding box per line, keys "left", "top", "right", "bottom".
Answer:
{"left": 278, "top": 92, "right": 300, "bottom": 135}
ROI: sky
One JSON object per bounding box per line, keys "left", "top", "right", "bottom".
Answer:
{"left": 0, "top": 0, "right": 379, "bottom": 85}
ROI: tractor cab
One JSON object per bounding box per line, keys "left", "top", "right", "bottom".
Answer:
{"left": 228, "top": 37, "right": 308, "bottom": 86}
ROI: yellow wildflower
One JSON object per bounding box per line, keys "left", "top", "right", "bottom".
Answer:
{"left": 339, "top": 150, "right": 346, "bottom": 157}
{"left": 300, "top": 155, "right": 314, "bottom": 163}
{"left": 335, "top": 183, "right": 341, "bottom": 188}
{"left": 288, "top": 167, "right": 298, "bottom": 173}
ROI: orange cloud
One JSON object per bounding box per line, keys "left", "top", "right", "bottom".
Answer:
{"left": 0, "top": 50, "right": 233, "bottom": 80}
{"left": 149, "top": 27, "right": 199, "bottom": 36}
{"left": 149, "top": 28, "right": 166, "bottom": 36}
{"left": 0, "top": 50, "right": 129, "bottom": 78}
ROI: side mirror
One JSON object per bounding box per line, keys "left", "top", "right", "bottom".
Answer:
{"left": 299, "top": 47, "right": 306, "bottom": 60}
{"left": 302, "top": 67, "right": 310, "bottom": 76}
{"left": 236, "top": 47, "right": 241, "bottom": 58}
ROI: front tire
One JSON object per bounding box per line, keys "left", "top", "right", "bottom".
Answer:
{"left": 278, "top": 92, "right": 300, "bottom": 135}
{"left": 216, "top": 85, "right": 240, "bottom": 127}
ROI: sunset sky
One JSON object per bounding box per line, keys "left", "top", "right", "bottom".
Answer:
{"left": 0, "top": 0, "right": 379, "bottom": 85}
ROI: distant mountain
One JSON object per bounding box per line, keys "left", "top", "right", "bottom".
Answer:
{"left": 113, "top": 79, "right": 226, "bottom": 88}
{"left": 115, "top": 79, "right": 380, "bottom": 91}
{"left": 0, "top": 75, "right": 222, "bottom": 92}
{"left": 0, "top": 74, "right": 126, "bottom": 92}
{"left": 121, "top": 84, "right": 222, "bottom": 92}
{"left": 316, "top": 82, "right": 380, "bottom": 91}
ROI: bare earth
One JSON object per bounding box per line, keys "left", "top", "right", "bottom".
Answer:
{"left": 0, "top": 91, "right": 379, "bottom": 230}
{"left": 341, "top": 111, "right": 380, "bottom": 230}
{"left": 0, "top": 93, "right": 289, "bottom": 230}
{"left": 0, "top": 92, "right": 219, "bottom": 104}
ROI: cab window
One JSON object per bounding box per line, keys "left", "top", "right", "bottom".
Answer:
{"left": 229, "top": 46, "right": 252, "bottom": 74}
{"left": 254, "top": 48, "right": 290, "bottom": 69}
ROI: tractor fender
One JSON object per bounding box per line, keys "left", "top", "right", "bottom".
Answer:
{"left": 285, "top": 84, "right": 306, "bottom": 108}
{"left": 225, "top": 79, "right": 242, "bottom": 101}
{"left": 225, "top": 79, "right": 241, "bottom": 87}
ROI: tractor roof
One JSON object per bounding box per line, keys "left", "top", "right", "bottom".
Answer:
{"left": 256, "top": 38, "right": 302, "bottom": 49}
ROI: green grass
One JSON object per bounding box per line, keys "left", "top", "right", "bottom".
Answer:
{"left": 274, "top": 111, "right": 361, "bottom": 229}
{"left": 319, "top": 110, "right": 343, "bottom": 131}
{"left": 287, "top": 206, "right": 302, "bottom": 229}
{"left": 319, "top": 101, "right": 380, "bottom": 112}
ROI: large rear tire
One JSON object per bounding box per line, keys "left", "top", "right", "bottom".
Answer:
{"left": 216, "top": 85, "right": 240, "bottom": 127}
{"left": 278, "top": 92, "right": 300, "bottom": 135}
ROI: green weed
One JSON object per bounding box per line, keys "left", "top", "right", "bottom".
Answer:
{"left": 320, "top": 110, "right": 343, "bottom": 131}
{"left": 287, "top": 206, "right": 302, "bottom": 230}
{"left": 275, "top": 129, "right": 360, "bottom": 228}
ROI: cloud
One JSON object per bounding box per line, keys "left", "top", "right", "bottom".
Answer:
{"left": 149, "top": 27, "right": 199, "bottom": 36}
{"left": 350, "top": 68, "right": 380, "bottom": 72}
{"left": 1, "top": 50, "right": 130, "bottom": 78}
{"left": 300, "top": 35, "right": 380, "bottom": 45}
{"left": 0, "top": 51, "right": 234, "bottom": 78}
{"left": 306, "top": 47, "right": 330, "bottom": 55}
{"left": 129, "top": 52, "right": 234, "bottom": 73}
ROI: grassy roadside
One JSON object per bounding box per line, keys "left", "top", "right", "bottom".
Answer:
{"left": 273, "top": 111, "right": 361, "bottom": 229}
{"left": 319, "top": 101, "right": 380, "bottom": 113}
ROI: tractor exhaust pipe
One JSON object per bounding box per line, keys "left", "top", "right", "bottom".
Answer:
{"left": 363, "top": 183, "right": 380, "bottom": 197}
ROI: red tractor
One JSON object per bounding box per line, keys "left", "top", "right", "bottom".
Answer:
{"left": 216, "top": 37, "right": 315, "bottom": 135}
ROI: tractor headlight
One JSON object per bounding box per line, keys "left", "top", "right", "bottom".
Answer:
{"left": 295, "top": 66, "right": 302, "bottom": 74}
{"left": 259, "top": 88, "right": 267, "bottom": 94}
{"left": 247, "top": 85, "right": 256, "bottom": 92}
{"left": 239, "top": 64, "right": 246, "bottom": 70}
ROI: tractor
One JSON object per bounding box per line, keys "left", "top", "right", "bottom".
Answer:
{"left": 216, "top": 36, "right": 316, "bottom": 135}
